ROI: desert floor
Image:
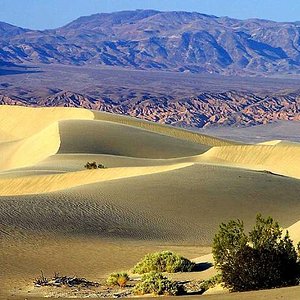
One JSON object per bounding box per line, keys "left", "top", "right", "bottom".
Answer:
{"left": 1, "top": 105, "right": 300, "bottom": 299}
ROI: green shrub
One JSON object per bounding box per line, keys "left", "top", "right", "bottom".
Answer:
{"left": 106, "top": 272, "right": 130, "bottom": 288}
{"left": 213, "top": 214, "right": 300, "bottom": 292}
{"left": 132, "top": 251, "right": 195, "bottom": 274}
{"left": 134, "top": 272, "right": 182, "bottom": 296}
{"left": 199, "top": 274, "right": 222, "bottom": 291}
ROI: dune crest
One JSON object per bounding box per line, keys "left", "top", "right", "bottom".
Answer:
{"left": 0, "top": 105, "right": 94, "bottom": 142}
{"left": 93, "top": 110, "right": 236, "bottom": 147}
{"left": 0, "top": 122, "right": 61, "bottom": 171}
{"left": 257, "top": 140, "right": 283, "bottom": 146}
{"left": 200, "top": 143, "right": 300, "bottom": 179}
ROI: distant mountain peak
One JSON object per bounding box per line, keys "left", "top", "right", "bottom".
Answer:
{"left": 1, "top": 10, "right": 300, "bottom": 76}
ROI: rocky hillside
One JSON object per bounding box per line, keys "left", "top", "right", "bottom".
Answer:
{"left": 2, "top": 10, "right": 300, "bottom": 75}
{"left": 1, "top": 90, "right": 299, "bottom": 128}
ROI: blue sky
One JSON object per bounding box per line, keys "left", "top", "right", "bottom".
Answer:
{"left": 1, "top": 0, "right": 300, "bottom": 30}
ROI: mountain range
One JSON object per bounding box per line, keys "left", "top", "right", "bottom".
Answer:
{"left": 2, "top": 10, "right": 300, "bottom": 75}
{"left": 1, "top": 10, "right": 300, "bottom": 129}
{"left": 1, "top": 88, "right": 299, "bottom": 128}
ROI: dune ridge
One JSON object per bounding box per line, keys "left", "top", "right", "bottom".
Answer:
{"left": 93, "top": 110, "right": 236, "bottom": 147}
{"left": 0, "top": 105, "right": 299, "bottom": 193}
{"left": 0, "top": 122, "right": 61, "bottom": 171}
{"left": 0, "top": 105, "right": 94, "bottom": 142}
{"left": 0, "top": 163, "right": 193, "bottom": 196}
{"left": 200, "top": 143, "right": 300, "bottom": 179}
{"left": 0, "top": 105, "right": 234, "bottom": 172}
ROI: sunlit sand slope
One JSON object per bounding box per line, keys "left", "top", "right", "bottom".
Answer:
{"left": 287, "top": 221, "right": 300, "bottom": 245}
{"left": 0, "top": 122, "right": 61, "bottom": 171}
{"left": 201, "top": 143, "right": 300, "bottom": 179}
{"left": 0, "top": 105, "right": 93, "bottom": 142}
{"left": 0, "top": 163, "right": 192, "bottom": 196}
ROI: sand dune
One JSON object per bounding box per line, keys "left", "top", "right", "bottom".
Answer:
{"left": 0, "top": 163, "right": 192, "bottom": 196}
{"left": 0, "top": 122, "right": 61, "bottom": 171}
{"left": 200, "top": 143, "right": 300, "bottom": 179}
{"left": 93, "top": 110, "right": 236, "bottom": 147}
{"left": 58, "top": 119, "right": 209, "bottom": 158}
{"left": 1, "top": 105, "right": 300, "bottom": 299}
{"left": 287, "top": 221, "right": 300, "bottom": 245}
{"left": 0, "top": 105, "right": 93, "bottom": 142}
{"left": 1, "top": 164, "right": 300, "bottom": 243}
{"left": 257, "top": 140, "right": 283, "bottom": 145}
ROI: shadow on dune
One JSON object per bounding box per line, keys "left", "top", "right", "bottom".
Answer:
{"left": 193, "top": 261, "right": 213, "bottom": 272}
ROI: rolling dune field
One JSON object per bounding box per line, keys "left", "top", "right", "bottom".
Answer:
{"left": 1, "top": 105, "right": 300, "bottom": 299}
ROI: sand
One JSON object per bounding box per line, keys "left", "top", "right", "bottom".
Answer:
{"left": 200, "top": 143, "right": 300, "bottom": 179}
{"left": 0, "top": 122, "right": 61, "bottom": 171}
{"left": 0, "top": 163, "right": 192, "bottom": 196}
{"left": 287, "top": 220, "right": 300, "bottom": 245}
{"left": 0, "top": 105, "right": 300, "bottom": 299}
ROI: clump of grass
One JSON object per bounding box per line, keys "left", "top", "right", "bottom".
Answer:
{"left": 106, "top": 272, "right": 130, "bottom": 288}
{"left": 134, "top": 272, "right": 183, "bottom": 296}
{"left": 132, "top": 251, "right": 195, "bottom": 274}
{"left": 34, "top": 270, "right": 48, "bottom": 286}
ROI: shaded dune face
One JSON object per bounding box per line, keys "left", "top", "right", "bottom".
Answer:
{"left": 92, "top": 110, "right": 234, "bottom": 147}
{"left": 58, "top": 119, "right": 209, "bottom": 158}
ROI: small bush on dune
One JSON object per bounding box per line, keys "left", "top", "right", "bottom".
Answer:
{"left": 132, "top": 251, "right": 195, "bottom": 274}
{"left": 134, "top": 272, "right": 182, "bottom": 296}
{"left": 106, "top": 272, "right": 130, "bottom": 288}
{"left": 84, "top": 162, "right": 106, "bottom": 169}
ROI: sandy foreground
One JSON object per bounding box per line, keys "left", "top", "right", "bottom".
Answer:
{"left": 0, "top": 105, "right": 300, "bottom": 299}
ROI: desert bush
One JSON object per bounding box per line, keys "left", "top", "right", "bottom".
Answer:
{"left": 84, "top": 162, "right": 106, "bottom": 169}
{"left": 199, "top": 274, "right": 222, "bottom": 292}
{"left": 213, "top": 214, "right": 300, "bottom": 292}
{"left": 106, "top": 272, "right": 130, "bottom": 288}
{"left": 132, "top": 251, "right": 195, "bottom": 274}
{"left": 134, "top": 272, "right": 182, "bottom": 296}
